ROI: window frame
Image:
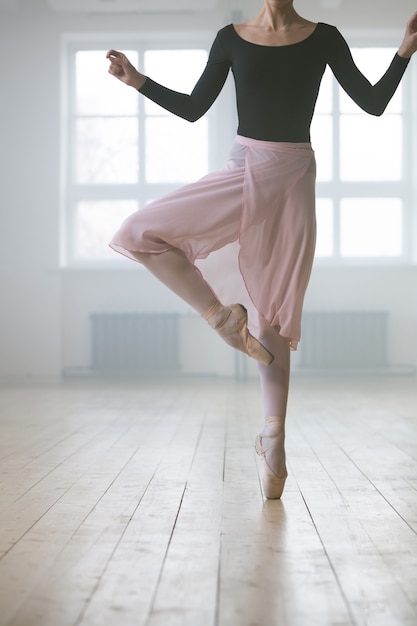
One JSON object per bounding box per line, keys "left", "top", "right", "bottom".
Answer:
{"left": 61, "top": 29, "right": 417, "bottom": 269}
{"left": 60, "top": 30, "right": 220, "bottom": 269}
{"left": 313, "top": 29, "right": 416, "bottom": 266}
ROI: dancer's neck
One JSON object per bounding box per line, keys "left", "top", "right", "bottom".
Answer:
{"left": 254, "top": 5, "right": 304, "bottom": 31}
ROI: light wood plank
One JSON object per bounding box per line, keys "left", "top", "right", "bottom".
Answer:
{"left": 288, "top": 386, "right": 417, "bottom": 626}
{"left": 0, "top": 385, "right": 187, "bottom": 626}
{"left": 144, "top": 406, "right": 225, "bottom": 626}
{"left": 216, "top": 409, "right": 354, "bottom": 626}
{"left": 0, "top": 377, "right": 416, "bottom": 626}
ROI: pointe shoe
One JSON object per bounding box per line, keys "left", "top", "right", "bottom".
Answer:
{"left": 203, "top": 302, "right": 274, "bottom": 366}
{"left": 255, "top": 423, "right": 287, "bottom": 499}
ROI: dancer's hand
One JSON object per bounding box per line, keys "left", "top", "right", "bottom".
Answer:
{"left": 106, "top": 50, "right": 147, "bottom": 89}
{"left": 398, "top": 12, "right": 417, "bottom": 58}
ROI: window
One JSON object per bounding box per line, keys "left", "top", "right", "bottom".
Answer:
{"left": 311, "top": 46, "right": 413, "bottom": 262}
{"left": 63, "top": 38, "right": 415, "bottom": 267}
{"left": 63, "top": 38, "right": 212, "bottom": 265}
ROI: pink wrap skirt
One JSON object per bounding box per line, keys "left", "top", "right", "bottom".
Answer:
{"left": 109, "top": 135, "right": 316, "bottom": 350}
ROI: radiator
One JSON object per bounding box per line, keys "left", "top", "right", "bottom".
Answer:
{"left": 90, "top": 313, "right": 181, "bottom": 373}
{"left": 299, "top": 311, "right": 388, "bottom": 370}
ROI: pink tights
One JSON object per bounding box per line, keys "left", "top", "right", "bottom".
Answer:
{"left": 257, "top": 315, "right": 290, "bottom": 421}
{"left": 256, "top": 316, "right": 289, "bottom": 479}
{"left": 130, "top": 248, "right": 290, "bottom": 424}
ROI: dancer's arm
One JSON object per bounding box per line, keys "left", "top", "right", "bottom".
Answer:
{"left": 325, "top": 13, "right": 417, "bottom": 116}
{"left": 107, "top": 33, "right": 230, "bottom": 122}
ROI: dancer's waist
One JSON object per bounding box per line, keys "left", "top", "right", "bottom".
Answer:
{"left": 235, "top": 134, "right": 313, "bottom": 155}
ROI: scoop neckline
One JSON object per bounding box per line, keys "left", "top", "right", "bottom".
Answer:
{"left": 230, "top": 22, "right": 321, "bottom": 48}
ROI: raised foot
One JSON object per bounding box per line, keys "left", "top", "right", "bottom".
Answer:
{"left": 204, "top": 302, "right": 274, "bottom": 366}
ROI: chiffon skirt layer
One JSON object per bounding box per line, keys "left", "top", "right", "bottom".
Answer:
{"left": 109, "top": 135, "right": 317, "bottom": 350}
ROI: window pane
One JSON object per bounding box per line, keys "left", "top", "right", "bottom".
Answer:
{"left": 315, "top": 67, "right": 333, "bottom": 114}
{"left": 145, "top": 117, "right": 208, "bottom": 182}
{"left": 310, "top": 114, "right": 333, "bottom": 181}
{"left": 76, "top": 50, "right": 139, "bottom": 116}
{"left": 340, "top": 115, "right": 402, "bottom": 181}
{"left": 340, "top": 198, "right": 402, "bottom": 257}
{"left": 75, "top": 200, "right": 138, "bottom": 260}
{"left": 76, "top": 117, "right": 139, "bottom": 183}
{"left": 340, "top": 48, "right": 402, "bottom": 114}
{"left": 315, "top": 198, "right": 334, "bottom": 257}
{"left": 144, "top": 49, "right": 208, "bottom": 116}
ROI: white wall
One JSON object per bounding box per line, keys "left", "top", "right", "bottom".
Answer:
{"left": 0, "top": 0, "right": 416, "bottom": 381}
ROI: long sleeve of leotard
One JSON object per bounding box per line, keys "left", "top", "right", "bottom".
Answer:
{"left": 137, "top": 23, "right": 411, "bottom": 141}
{"left": 138, "top": 33, "right": 230, "bottom": 122}
{"left": 325, "top": 26, "right": 410, "bottom": 116}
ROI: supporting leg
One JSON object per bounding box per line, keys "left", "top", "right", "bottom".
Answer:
{"left": 255, "top": 315, "right": 291, "bottom": 498}
{"left": 257, "top": 319, "right": 290, "bottom": 420}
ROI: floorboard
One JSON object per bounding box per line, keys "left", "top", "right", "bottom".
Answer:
{"left": 0, "top": 376, "right": 416, "bottom": 626}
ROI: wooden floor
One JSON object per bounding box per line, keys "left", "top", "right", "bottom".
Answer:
{"left": 0, "top": 376, "right": 416, "bottom": 626}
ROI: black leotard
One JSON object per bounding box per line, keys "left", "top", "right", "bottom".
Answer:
{"left": 139, "top": 23, "right": 409, "bottom": 142}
